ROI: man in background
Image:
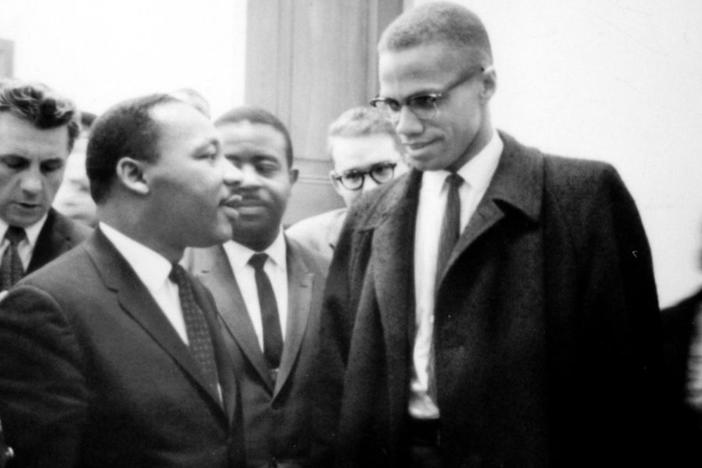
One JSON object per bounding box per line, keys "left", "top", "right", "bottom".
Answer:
{"left": 0, "top": 93, "right": 245, "bottom": 467}
{"left": 185, "top": 106, "right": 328, "bottom": 468}
{"left": 0, "top": 79, "right": 91, "bottom": 291}
{"left": 314, "top": 3, "right": 662, "bottom": 467}
{"left": 286, "top": 106, "right": 406, "bottom": 263}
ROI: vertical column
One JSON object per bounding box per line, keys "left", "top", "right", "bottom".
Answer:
{"left": 246, "top": 0, "right": 403, "bottom": 224}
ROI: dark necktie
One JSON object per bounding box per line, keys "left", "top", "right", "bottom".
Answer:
{"left": 249, "top": 253, "right": 283, "bottom": 370}
{"left": 1, "top": 226, "right": 26, "bottom": 290}
{"left": 169, "top": 264, "right": 220, "bottom": 395}
{"left": 435, "top": 172, "right": 463, "bottom": 285}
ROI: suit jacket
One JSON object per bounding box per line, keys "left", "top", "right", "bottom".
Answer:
{"left": 26, "top": 208, "right": 91, "bottom": 275}
{"left": 185, "top": 237, "right": 329, "bottom": 468}
{"left": 0, "top": 228, "right": 245, "bottom": 468}
{"left": 314, "top": 132, "right": 662, "bottom": 468}
{"left": 662, "top": 289, "right": 702, "bottom": 467}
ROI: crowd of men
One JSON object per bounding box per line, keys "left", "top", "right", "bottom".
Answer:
{"left": 0, "top": 2, "right": 699, "bottom": 467}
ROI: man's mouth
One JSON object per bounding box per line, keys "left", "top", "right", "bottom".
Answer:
{"left": 404, "top": 140, "right": 435, "bottom": 151}
{"left": 15, "top": 201, "right": 41, "bottom": 210}
{"left": 221, "top": 194, "right": 243, "bottom": 211}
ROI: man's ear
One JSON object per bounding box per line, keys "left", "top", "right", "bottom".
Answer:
{"left": 329, "top": 170, "right": 343, "bottom": 196}
{"left": 480, "top": 65, "right": 497, "bottom": 102}
{"left": 289, "top": 168, "right": 299, "bottom": 185}
{"left": 115, "top": 157, "right": 150, "bottom": 195}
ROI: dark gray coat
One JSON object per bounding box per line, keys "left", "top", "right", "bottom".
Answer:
{"left": 314, "top": 133, "right": 662, "bottom": 467}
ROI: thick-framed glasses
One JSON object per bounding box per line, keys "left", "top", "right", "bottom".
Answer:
{"left": 369, "top": 66, "right": 489, "bottom": 123}
{"left": 332, "top": 162, "right": 397, "bottom": 191}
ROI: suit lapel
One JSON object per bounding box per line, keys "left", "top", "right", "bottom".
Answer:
{"left": 192, "top": 246, "right": 274, "bottom": 392}
{"left": 27, "top": 209, "right": 70, "bottom": 273}
{"left": 85, "top": 230, "right": 227, "bottom": 415}
{"left": 438, "top": 133, "right": 543, "bottom": 285}
{"left": 273, "top": 240, "right": 313, "bottom": 396}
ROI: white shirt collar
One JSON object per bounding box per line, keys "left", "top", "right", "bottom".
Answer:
{"left": 222, "top": 228, "right": 287, "bottom": 272}
{"left": 421, "top": 130, "right": 503, "bottom": 194}
{"left": 98, "top": 221, "right": 173, "bottom": 291}
{"left": 0, "top": 213, "right": 49, "bottom": 250}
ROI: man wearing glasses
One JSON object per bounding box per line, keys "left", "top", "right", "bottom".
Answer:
{"left": 287, "top": 106, "right": 406, "bottom": 263}
{"left": 314, "top": 2, "right": 662, "bottom": 467}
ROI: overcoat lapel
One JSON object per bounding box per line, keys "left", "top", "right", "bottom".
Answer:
{"left": 274, "top": 240, "right": 313, "bottom": 396}
{"left": 438, "top": 133, "right": 543, "bottom": 285}
{"left": 370, "top": 171, "right": 422, "bottom": 422}
{"left": 193, "top": 246, "right": 274, "bottom": 392}
{"left": 84, "top": 229, "right": 227, "bottom": 414}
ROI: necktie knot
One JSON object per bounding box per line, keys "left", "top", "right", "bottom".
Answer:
{"left": 249, "top": 253, "right": 268, "bottom": 271}
{"left": 169, "top": 263, "right": 187, "bottom": 286}
{"left": 5, "top": 226, "right": 25, "bottom": 246}
{"left": 446, "top": 172, "right": 463, "bottom": 191}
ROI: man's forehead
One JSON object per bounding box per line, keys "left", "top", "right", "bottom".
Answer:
{"left": 152, "top": 102, "right": 218, "bottom": 144}
{"left": 0, "top": 112, "right": 71, "bottom": 158}
{"left": 378, "top": 44, "right": 470, "bottom": 94}
{"left": 332, "top": 134, "right": 401, "bottom": 171}
{"left": 218, "top": 122, "right": 287, "bottom": 155}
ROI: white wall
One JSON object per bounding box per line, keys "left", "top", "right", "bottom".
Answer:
{"left": 415, "top": 0, "right": 702, "bottom": 306}
{"left": 0, "top": 0, "right": 246, "bottom": 117}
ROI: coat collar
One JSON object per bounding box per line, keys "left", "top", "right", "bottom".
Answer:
{"left": 357, "top": 132, "right": 542, "bottom": 232}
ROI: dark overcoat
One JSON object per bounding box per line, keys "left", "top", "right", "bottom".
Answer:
{"left": 314, "top": 133, "right": 662, "bottom": 467}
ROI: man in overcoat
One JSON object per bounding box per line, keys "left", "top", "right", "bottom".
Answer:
{"left": 314, "top": 3, "right": 662, "bottom": 467}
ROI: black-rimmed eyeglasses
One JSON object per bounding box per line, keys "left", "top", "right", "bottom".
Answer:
{"left": 331, "top": 162, "right": 398, "bottom": 191}
{"left": 369, "top": 66, "right": 489, "bottom": 123}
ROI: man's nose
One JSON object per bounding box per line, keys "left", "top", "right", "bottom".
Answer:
{"left": 19, "top": 168, "right": 42, "bottom": 195}
{"left": 362, "top": 175, "right": 381, "bottom": 193}
{"left": 220, "top": 158, "right": 243, "bottom": 186}
{"left": 394, "top": 106, "right": 423, "bottom": 136}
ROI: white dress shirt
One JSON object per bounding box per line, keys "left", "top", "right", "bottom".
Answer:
{"left": 410, "top": 131, "right": 503, "bottom": 419}
{"left": 222, "top": 230, "right": 289, "bottom": 351}
{"left": 0, "top": 214, "right": 49, "bottom": 270}
{"left": 100, "top": 222, "right": 190, "bottom": 345}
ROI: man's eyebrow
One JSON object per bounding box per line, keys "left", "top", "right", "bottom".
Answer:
{"left": 195, "top": 138, "right": 220, "bottom": 153}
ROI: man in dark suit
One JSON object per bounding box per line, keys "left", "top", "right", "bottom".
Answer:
{"left": 185, "top": 107, "right": 328, "bottom": 468}
{"left": 0, "top": 80, "right": 91, "bottom": 292}
{"left": 314, "top": 3, "right": 662, "bottom": 467}
{"left": 0, "top": 93, "right": 246, "bottom": 467}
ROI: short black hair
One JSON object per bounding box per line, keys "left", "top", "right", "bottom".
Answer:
{"left": 379, "top": 1, "right": 493, "bottom": 68}
{"left": 0, "top": 79, "right": 80, "bottom": 151}
{"left": 86, "top": 93, "right": 179, "bottom": 203}
{"left": 215, "top": 106, "right": 294, "bottom": 168}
